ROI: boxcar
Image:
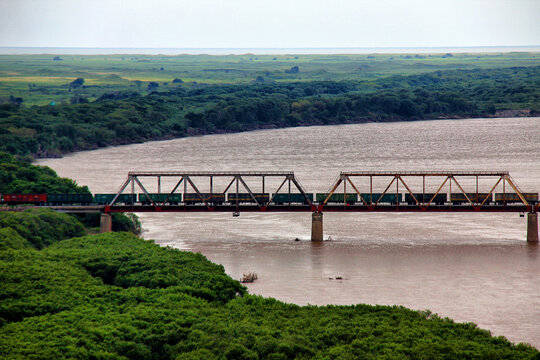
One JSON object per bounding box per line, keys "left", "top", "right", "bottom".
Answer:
{"left": 48, "top": 193, "right": 94, "bottom": 204}
{"left": 450, "top": 193, "right": 491, "bottom": 204}
{"left": 139, "top": 193, "right": 183, "bottom": 205}
{"left": 184, "top": 193, "right": 225, "bottom": 205}
{"left": 94, "top": 194, "right": 136, "bottom": 205}
{"left": 316, "top": 193, "right": 358, "bottom": 204}
{"left": 3, "top": 194, "right": 47, "bottom": 204}
{"left": 227, "top": 193, "right": 269, "bottom": 203}
{"left": 272, "top": 193, "right": 313, "bottom": 205}
{"left": 405, "top": 193, "right": 447, "bottom": 205}
{"left": 359, "top": 193, "right": 399, "bottom": 204}
{"left": 494, "top": 193, "right": 538, "bottom": 204}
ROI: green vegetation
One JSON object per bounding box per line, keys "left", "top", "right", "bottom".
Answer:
{"left": 1, "top": 52, "right": 539, "bottom": 106}
{"left": 0, "top": 151, "right": 89, "bottom": 193}
{"left": 1, "top": 232, "right": 537, "bottom": 359}
{"left": 1, "top": 66, "right": 539, "bottom": 157}
{"left": 0, "top": 209, "right": 86, "bottom": 250}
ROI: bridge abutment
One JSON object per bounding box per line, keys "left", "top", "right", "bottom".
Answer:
{"left": 527, "top": 212, "right": 538, "bottom": 243}
{"left": 311, "top": 212, "right": 323, "bottom": 241}
{"left": 100, "top": 213, "right": 112, "bottom": 233}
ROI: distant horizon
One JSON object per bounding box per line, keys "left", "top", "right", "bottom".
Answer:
{"left": 1, "top": 45, "right": 540, "bottom": 56}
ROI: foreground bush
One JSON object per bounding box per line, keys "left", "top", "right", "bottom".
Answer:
{"left": 0, "top": 232, "right": 537, "bottom": 359}
{"left": 0, "top": 208, "right": 86, "bottom": 249}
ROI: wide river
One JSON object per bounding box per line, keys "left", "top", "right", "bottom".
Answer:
{"left": 38, "top": 117, "right": 540, "bottom": 348}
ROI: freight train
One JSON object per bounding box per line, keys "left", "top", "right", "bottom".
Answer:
{"left": 1, "top": 192, "right": 538, "bottom": 206}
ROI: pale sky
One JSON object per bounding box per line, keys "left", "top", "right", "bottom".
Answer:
{"left": 0, "top": 0, "right": 539, "bottom": 48}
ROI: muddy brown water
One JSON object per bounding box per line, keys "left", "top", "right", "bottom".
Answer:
{"left": 38, "top": 117, "right": 540, "bottom": 347}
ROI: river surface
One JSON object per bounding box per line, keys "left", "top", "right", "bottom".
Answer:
{"left": 37, "top": 117, "right": 540, "bottom": 348}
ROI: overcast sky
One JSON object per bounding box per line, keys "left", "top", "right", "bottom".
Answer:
{"left": 0, "top": 0, "right": 539, "bottom": 48}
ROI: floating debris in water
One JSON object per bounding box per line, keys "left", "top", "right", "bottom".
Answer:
{"left": 241, "top": 272, "right": 258, "bottom": 283}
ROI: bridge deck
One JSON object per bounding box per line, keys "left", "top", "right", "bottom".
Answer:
{"left": 102, "top": 204, "right": 534, "bottom": 213}
{"left": 4, "top": 203, "right": 537, "bottom": 213}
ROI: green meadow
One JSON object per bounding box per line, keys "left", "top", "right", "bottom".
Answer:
{"left": 1, "top": 52, "right": 539, "bottom": 106}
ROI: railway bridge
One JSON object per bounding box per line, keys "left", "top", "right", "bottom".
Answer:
{"left": 40, "top": 171, "right": 540, "bottom": 242}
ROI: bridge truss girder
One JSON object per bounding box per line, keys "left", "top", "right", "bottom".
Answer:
{"left": 322, "top": 171, "right": 531, "bottom": 211}
{"left": 108, "top": 171, "right": 313, "bottom": 209}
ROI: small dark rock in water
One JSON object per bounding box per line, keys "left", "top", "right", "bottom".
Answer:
{"left": 294, "top": 238, "right": 300, "bottom": 241}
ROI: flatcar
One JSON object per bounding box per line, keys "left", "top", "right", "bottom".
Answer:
{"left": 94, "top": 193, "right": 136, "bottom": 205}
{"left": 3, "top": 193, "right": 47, "bottom": 204}
{"left": 316, "top": 193, "right": 358, "bottom": 204}
{"left": 139, "top": 193, "right": 182, "bottom": 205}
{"left": 359, "top": 193, "right": 399, "bottom": 204}
{"left": 450, "top": 193, "right": 492, "bottom": 204}
{"left": 227, "top": 193, "right": 269, "bottom": 204}
{"left": 405, "top": 193, "right": 446, "bottom": 205}
{"left": 47, "top": 193, "right": 94, "bottom": 205}
{"left": 184, "top": 193, "right": 225, "bottom": 205}
{"left": 272, "top": 193, "right": 313, "bottom": 205}
{"left": 494, "top": 193, "right": 538, "bottom": 204}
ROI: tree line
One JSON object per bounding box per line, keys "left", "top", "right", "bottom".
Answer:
{"left": 0, "top": 66, "right": 538, "bottom": 158}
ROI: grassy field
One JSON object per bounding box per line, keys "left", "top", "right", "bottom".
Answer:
{"left": 1, "top": 52, "right": 539, "bottom": 106}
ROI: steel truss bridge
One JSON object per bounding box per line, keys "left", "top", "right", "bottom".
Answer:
{"left": 39, "top": 170, "right": 540, "bottom": 242}
{"left": 103, "top": 171, "right": 538, "bottom": 213}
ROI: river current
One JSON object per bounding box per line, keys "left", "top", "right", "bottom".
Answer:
{"left": 37, "top": 117, "right": 540, "bottom": 347}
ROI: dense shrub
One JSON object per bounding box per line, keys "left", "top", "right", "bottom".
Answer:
{"left": 0, "top": 151, "right": 89, "bottom": 194}
{"left": 0, "top": 233, "right": 538, "bottom": 359}
{"left": 0, "top": 209, "right": 86, "bottom": 249}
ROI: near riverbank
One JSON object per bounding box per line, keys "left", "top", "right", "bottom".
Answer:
{"left": 1, "top": 226, "right": 538, "bottom": 359}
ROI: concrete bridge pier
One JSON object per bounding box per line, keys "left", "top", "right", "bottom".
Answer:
{"left": 527, "top": 212, "right": 538, "bottom": 243}
{"left": 100, "top": 213, "right": 112, "bottom": 233}
{"left": 311, "top": 212, "right": 323, "bottom": 241}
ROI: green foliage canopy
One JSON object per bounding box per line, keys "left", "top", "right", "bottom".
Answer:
{"left": 0, "top": 66, "right": 538, "bottom": 158}
{"left": 0, "top": 232, "right": 537, "bottom": 359}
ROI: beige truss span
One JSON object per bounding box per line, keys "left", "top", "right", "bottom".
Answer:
{"left": 322, "top": 171, "right": 530, "bottom": 208}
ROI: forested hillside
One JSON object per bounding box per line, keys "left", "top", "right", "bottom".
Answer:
{"left": 1, "top": 66, "right": 538, "bottom": 157}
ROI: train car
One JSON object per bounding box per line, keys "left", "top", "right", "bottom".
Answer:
{"left": 3, "top": 194, "right": 47, "bottom": 204}
{"left": 139, "top": 193, "right": 182, "bottom": 205}
{"left": 94, "top": 193, "right": 136, "bottom": 205}
{"left": 184, "top": 193, "right": 225, "bottom": 205}
{"left": 227, "top": 193, "right": 269, "bottom": 204}
{"left": 359, "top": 193, "right": 399, "bottom": 204}
{"left": 48, "top": 193, "right": 94, "bottom": 205}
{"left": 316, "top": 193, "right": 358, "bottom": 204}
{"left": 450, "top": 193, "right": 491, "bottom": 205}
{"left": 405, "top": 193, "right": 447, "bottom": 205}
{"left": 494, "top": 193, "right": 539, "bottom": 204}
{"left": 272, "top": 193, "right": 313, "bottom": 205}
